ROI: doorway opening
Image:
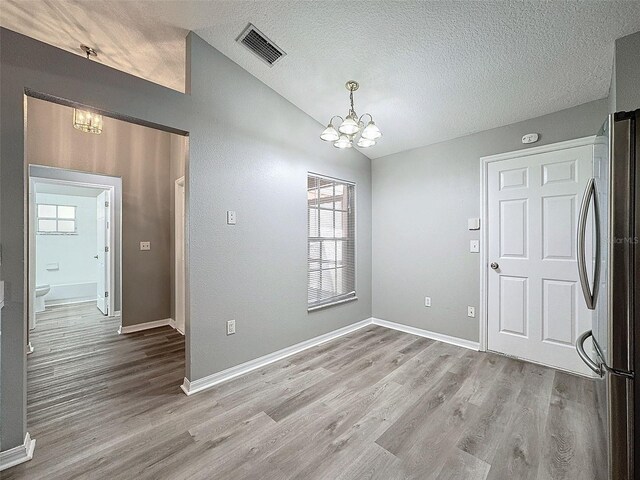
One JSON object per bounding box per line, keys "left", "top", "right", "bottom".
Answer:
{"left": 28, "top": 169, "right": 120, "bottom": 339}
{"left": 23, "top": 94, "right": 189, "bottom": 453}
{"left": 479, "top": 137, "right": 596, "bottom": 376}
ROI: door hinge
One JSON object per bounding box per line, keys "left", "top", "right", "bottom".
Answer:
{"left": 105, "top": 201, "right": 110, "bottom": 207}
{"left": 105, "top": 291, "right": 109, "bottom": 298}
{"left": 105, "top": 246, "right": 109, "bottom": 252}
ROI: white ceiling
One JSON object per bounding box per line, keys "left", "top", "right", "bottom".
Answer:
{"left": 2, "top": 1, "right": 640, "bottom": 159}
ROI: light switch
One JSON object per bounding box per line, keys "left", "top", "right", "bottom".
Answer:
{"left": 469, "top": 240, "right": 480, "bottom": 253}
{"left": 227, "top": 319, "right": 236, "bottom": 335}
{"left": 227, "top": 211, "right": 236, "bottom": 225}
{"left": 468, "top": 218, "right": 480, "bottom": 230}
{"left": 140, "top": 241, "right": 151, "bottom": 251}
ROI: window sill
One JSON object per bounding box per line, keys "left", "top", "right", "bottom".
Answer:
{"left": 308, "top": 296, "right": 358, "bottom": 312}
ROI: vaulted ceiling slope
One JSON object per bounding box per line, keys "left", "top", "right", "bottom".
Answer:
{"left": 0, "top": 0, "right": 188, "bottom": 92}
{"left": 2, "top": 1, "right": 640, "bottom": 159}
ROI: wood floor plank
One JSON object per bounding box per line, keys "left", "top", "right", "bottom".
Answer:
{"left": 455, "top": 358, "right": 527, "bottom": 463}
{"left": 435, "top": 448, "right": 491, "bottom": 480}
{"left": 4, "top": 303, "right": 601, "bottom": 480}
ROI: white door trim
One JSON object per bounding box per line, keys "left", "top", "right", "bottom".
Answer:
{"left": 479, "top": 136, "right": 596, "bottom": 353}
{"left": 174, "top": 176, "right": 185, "bottom": 335}
{"left": 28, "top": 170, "right": 121, "bottom": 332}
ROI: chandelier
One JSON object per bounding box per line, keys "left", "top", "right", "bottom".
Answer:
{"left": 320, "top": 81, "right": 382, "bottom": 149}
{"left": 73, "top": 109, "right": 103, "bottom": 134}
{"left": 72, "top": 45, "right": 103, "bottom": 134}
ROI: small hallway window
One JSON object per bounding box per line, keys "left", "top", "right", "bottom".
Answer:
{"left": 37, "top": 204, "right": 77, "bottom": 234}
{"left": 307, "top": 173, "right": 356, "bottom": 310}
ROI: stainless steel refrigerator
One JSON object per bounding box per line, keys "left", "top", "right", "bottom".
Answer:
{"left": 576, "top": 109, "right": 639, "bottom": 480}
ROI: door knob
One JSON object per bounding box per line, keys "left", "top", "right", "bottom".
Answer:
{"left": 94, "top": 255, "right": 99, "bottom": 259}
{"left": 490, "top": 262, "right": 499, "bottom": 270}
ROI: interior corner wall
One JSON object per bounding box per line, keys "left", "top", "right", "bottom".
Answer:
{"left": 0, "top": 28, "right": 372, "bottom": 451}
{"left": 26, "top": 97, "right": 174, "bottom": 326}
{"left": 372, "top": 99, "right": 608, "bottom": 342}
{"left": 608, "top": 55, "right": 617, "bottom": 114}
{"left": 614, "top": 31, "right": 640, "bottom": 112}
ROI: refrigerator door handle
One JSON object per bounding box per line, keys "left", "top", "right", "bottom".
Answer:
{"left": 577, "top": 178, "right": 600, "bottom": 310}
{"left": 592, "top": 338, "right": 635, "bottom": 379}
{"left": 576, "top": 330, "right": 603, "bottom": 376}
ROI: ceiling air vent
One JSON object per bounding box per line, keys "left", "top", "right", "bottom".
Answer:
{"left": 236, "top": 23, "right": 286, "bottom": 67}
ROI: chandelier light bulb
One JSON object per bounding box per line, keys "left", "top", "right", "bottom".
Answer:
{"left": 356, "top": 137, "right": 376, "bottom": 148}
{"left": 361, "top": 121, "right": 382, "bottom": 140}
{"left": 333, "top": 134, "right": 352, "bottom": 149}
{"left": 338, "top": 113, "right": 360, "bottom": 135}
{"left": 320, "top": 124, "right": 339, "bottom": 142}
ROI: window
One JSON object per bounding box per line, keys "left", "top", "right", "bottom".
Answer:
{"left": 37, "top": 204, "right": 77, "bottom": 234}
{"left": 307, "top": 174, "right": 356, "bottom": 310}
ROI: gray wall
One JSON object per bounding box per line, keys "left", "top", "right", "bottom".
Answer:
{"left": 614, "top": 31, "right": 640, "bottom": 112}
{"left": 186, "top": 34, "right": 372, "bottom": 380}
{"left": 1, "top": 29, "right": 372, "bottom": 451}
{"left": 27, "top": 98, "right": 179, "bottom": 326}
{"left": 372, "top": 99, "right": 608, "bottom": 342}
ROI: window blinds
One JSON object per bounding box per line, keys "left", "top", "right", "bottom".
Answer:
{"left": 307, "top": 174, "right": 356, "bottom": 310}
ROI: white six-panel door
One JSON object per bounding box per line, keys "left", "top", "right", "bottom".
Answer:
{"left": 487, "top": 144, "right": 593, "bottom": 375}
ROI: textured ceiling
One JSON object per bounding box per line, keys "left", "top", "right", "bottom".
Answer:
{"left": 2, "top": 2, "right": 640, "bottom": 159}
{"left": 0, "top": 0, "right": 188, "bottom": 92}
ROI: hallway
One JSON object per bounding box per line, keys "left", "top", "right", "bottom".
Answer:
{"left": 8, "top": 303, "right": 185, "bottom": 479}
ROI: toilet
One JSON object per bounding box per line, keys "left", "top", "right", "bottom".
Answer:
{"left": 35, "top": 284, "right": 51, "bottom": 313}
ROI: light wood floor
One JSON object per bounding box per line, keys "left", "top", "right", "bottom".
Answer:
{"left": 5, "top": 303, "right": 603, "bottom": 479}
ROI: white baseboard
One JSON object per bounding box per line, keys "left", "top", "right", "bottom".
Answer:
{"left": 181, "top": 318, "right": 373, "bottom": 396}
{"left": 372, "top": 317, "right": 480, "bottom": 351}
{"left": 169, "top": 318, "right": 176, "bottom": 329}
{"left": 169, "top": 318, "right": 185, "bottom": 336}
{"left": 118, "top": 318, "right": 174, "bottom": 334}
{"left": 180, "top": 316, "right": 480, "bottom": 396}
{"left": 44, "top": 282, "right": 97, "bottom": 307}
{"left": 0, "top": 433, "right": 36, "bottom": 471}
{"left": 46, "top": 298, "right": 97, "bottom": 308}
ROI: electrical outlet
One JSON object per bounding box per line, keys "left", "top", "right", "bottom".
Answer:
{"left": 140, "top": 241, "right": 151, "bottom": 251}
{"left": 226, "top": 319, "right": 236, "bottom": 335}
{"left": 467, "top": 306, "right": 476, "bottom": 318}
{"left": 227, "top": 211, "right": 236, "bottom": 225}
{"left": 424, "top": 296, "right": 431, "bottom": 307}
